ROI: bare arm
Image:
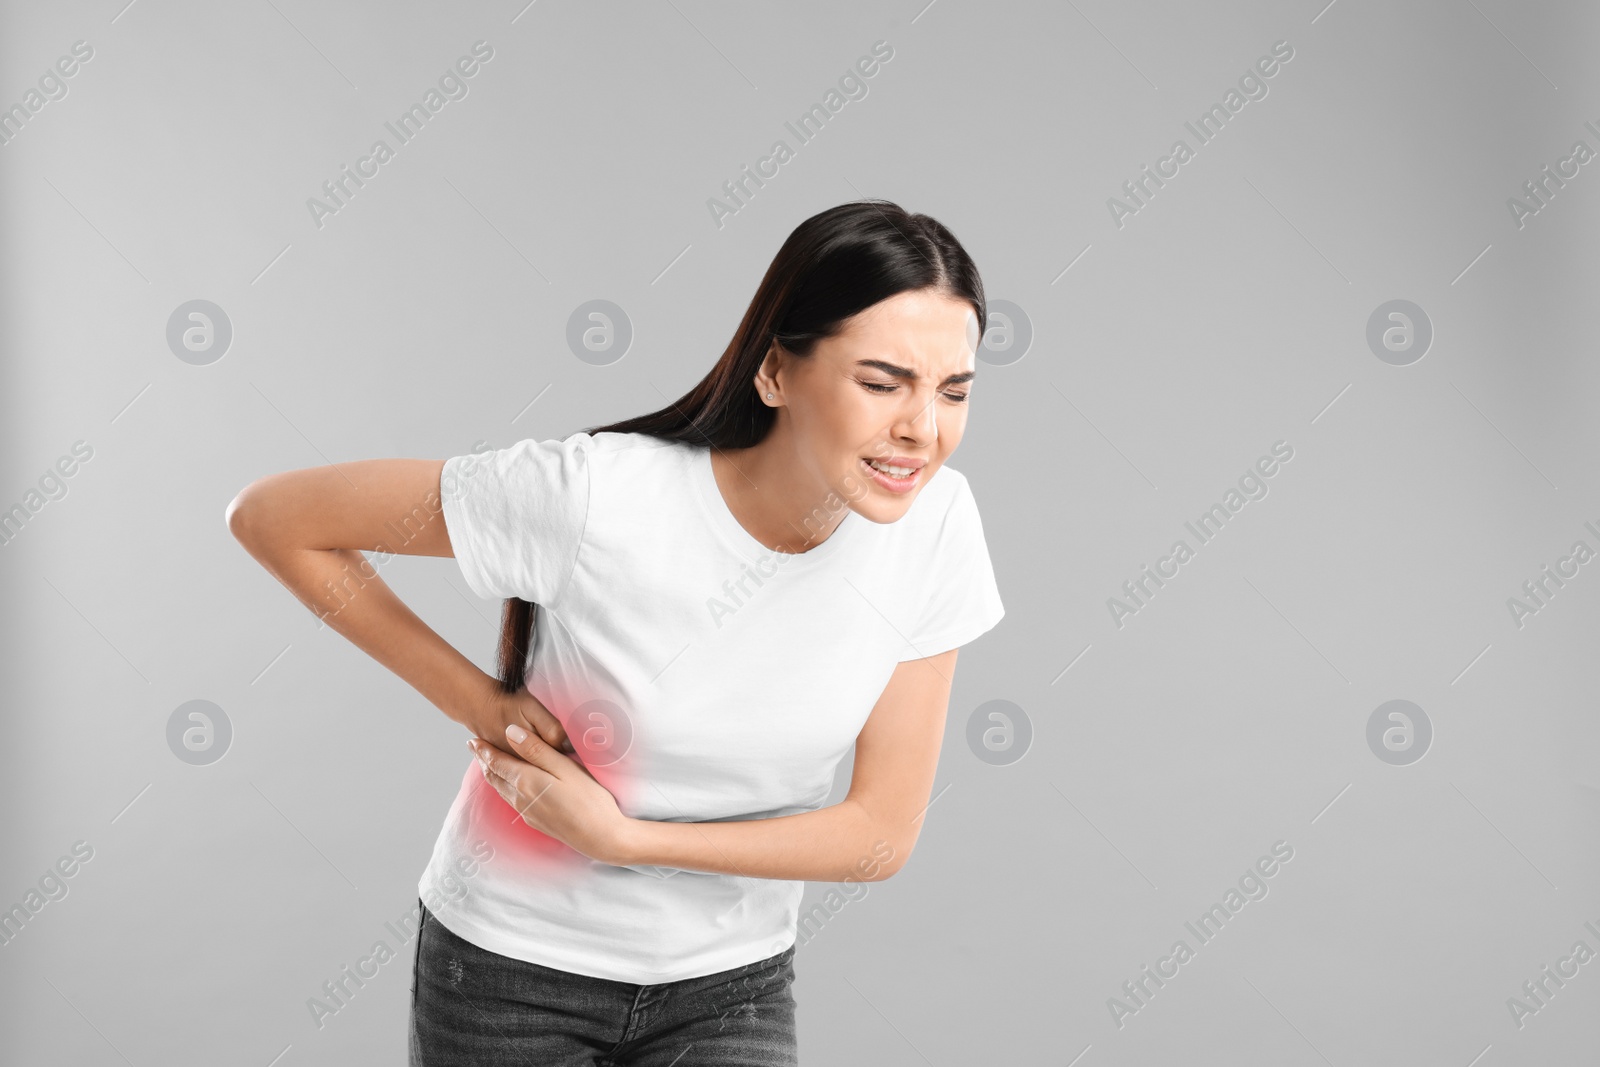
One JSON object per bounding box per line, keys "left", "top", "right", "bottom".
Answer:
{"left": 225, "top": 458, "right": 570, "bottom": 752}
{"left": 606, "top": 648, "right": 958, "bottom": 881}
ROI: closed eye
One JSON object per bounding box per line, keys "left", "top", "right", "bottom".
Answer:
{"left": 860, "top": 381, "right": 970, "bottom": 403}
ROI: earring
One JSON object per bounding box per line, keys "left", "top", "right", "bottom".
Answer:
{"left": 766, "top": 392, "right": 773, "bottom": 400}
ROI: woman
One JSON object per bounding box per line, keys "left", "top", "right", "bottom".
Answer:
{"left": 227, "top": 199, "right": 1005, "bottom": 1065}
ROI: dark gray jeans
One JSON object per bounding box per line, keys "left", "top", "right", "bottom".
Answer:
{"left": 408, "top": 899, "right": 799, "bottom": 1066}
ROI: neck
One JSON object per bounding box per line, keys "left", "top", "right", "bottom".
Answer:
{"left": 712, "top": 433, "right": 847, "bottom": 554}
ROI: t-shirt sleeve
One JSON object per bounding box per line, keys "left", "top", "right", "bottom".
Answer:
{"left": 895, "top": 477, "right": 1006, "bottom": 661}
{"left": 438, "top": 434, "right": 591, "bottom": 607}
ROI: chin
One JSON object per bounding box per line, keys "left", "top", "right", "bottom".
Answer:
{"left": 855, "top": 489, "right": 919, "bottom": 524}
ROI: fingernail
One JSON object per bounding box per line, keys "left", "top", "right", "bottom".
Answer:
{"left": 506, "top": 723, "right": 528, "bottom": 744}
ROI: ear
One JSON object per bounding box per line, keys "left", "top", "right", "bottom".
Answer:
{"left": 755, "top": 340, "right": 785, "bottom": 404}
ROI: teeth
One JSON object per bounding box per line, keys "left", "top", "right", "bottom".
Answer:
{"left": 867, "top": 458, "right": 915, "bottom": 478}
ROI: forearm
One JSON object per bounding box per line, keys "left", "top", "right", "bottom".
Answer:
{"left": 238, "top": 540, "right": 493, "bottom": 727}
{"left": 614, "top": 799, "right": 902, "bottom": 883}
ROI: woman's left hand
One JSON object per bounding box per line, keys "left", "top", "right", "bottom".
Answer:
{"left": 470, "top": 724, "right": 633, "bottom": 866}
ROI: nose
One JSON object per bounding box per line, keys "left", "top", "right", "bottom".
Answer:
{"left": 889, "top": 390, "right": 939, "bottom": 444}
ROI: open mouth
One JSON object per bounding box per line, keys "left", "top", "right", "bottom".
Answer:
{"left": 860, "top": 456, "right": 922, "bottom": 492}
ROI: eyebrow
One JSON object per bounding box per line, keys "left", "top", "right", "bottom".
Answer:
{"left": 855, "top": 359, "right": 976, "bottom": 386}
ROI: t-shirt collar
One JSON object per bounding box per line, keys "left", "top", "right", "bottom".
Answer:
{"left": 690, "top": 445, "right": 862, "bottom": 565}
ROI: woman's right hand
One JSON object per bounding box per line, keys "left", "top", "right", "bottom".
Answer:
{"left": 464, "top": 677, "right": 576, "bottom": 758}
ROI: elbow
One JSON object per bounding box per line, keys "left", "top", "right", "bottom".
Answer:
{"left": 225, "top": 483, "right": 265, "bottom": 547}
{"left": 842, "top": 801, "right": 914, "bottom": 881}
{"left": 869, "top": 860, "right": 904, "bottom": 882}
{"left": 857, "top": 833, "right": 908, "bottom": 883}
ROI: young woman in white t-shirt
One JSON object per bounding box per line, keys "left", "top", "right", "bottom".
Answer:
{"left": 228, "top": 199, "right": 1004, "bottom": 1065}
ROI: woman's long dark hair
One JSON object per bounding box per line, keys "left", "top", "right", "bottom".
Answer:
{"left": 494, "top": 198, "right": 986, "bottom": 692}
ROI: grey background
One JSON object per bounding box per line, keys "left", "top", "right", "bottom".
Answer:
{"left": 3, "top": 0, "right": 1598, "bottom": 1063}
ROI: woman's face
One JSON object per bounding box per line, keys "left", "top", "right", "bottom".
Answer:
{"left": 763, "top": 287, "right": 981, "bottom": 525}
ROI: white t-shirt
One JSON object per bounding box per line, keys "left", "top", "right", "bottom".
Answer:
{"left": 418, "top": 430, "right": 1004, "bottom": 983}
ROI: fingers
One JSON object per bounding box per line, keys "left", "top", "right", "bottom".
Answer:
{"left": 522, "top": 715, "right": 576, "bottom": 755}
{"left": 505, "top": 722, "right": 563, "bottom": 766}
{"left": 471, "top": 745, "right": 523, "bottom": 816}
{"left": 471, "top": 733, "right": 561, "bottom": 798}
{"left": 469, "top": 738, "right": 510, "bottom": 784}
{"left": 504, "top": 723, "right": 596, "bottom": 789}
{"left": 470, "top": 736, "right": 560, "bottom": 828}
{"left": 525, "top": 705, "right": 576, "bottom": 754}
